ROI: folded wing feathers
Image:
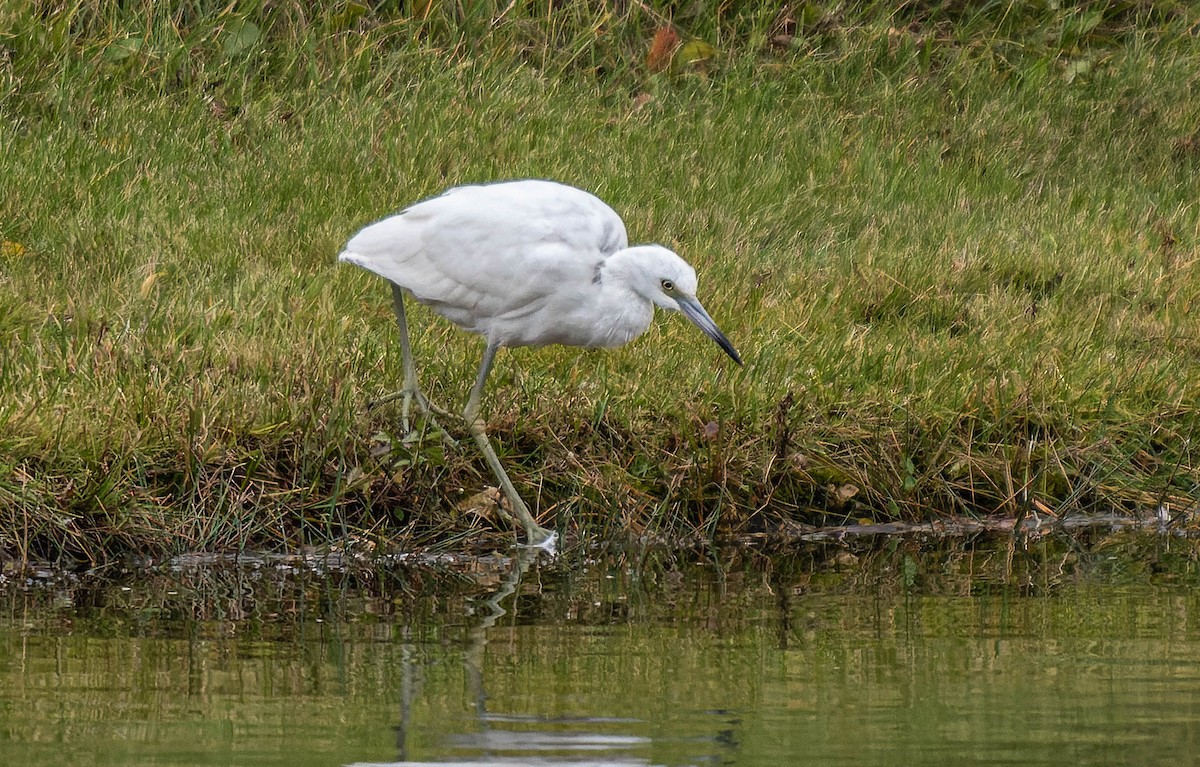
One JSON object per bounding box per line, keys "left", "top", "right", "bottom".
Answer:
{"left": 338, "top": 181, "right": 630, "bottom": 319}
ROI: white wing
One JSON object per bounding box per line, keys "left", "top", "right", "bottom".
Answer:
{"left": 339, "top": 180, "right": 629, "bottom": 338}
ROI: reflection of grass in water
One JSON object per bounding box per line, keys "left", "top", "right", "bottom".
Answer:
{"left": 1, "top": 3, "right": 1199, "bottom": 562}
{"left": 4, "top": 540, "right": 1197, "bottom": 766}
{"left": 7, "top": 533, "right": 1194, "bottom": 628}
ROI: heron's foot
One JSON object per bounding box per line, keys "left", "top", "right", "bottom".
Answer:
{"left": 522, "top": 527, "right": 558, "bottom": 555}
{"left": 472, "top": 492, "right": 555, "bottom": 552}
{"left": 369, "top": 388, "right": 459, "bottom": 447}
{"left": 496, "top": 499, "right": 556, "bottom": 554}
{"left": 495, "top": 487, "right": 556, "bottom": 554}
{"left": 366, "top": 387, "right": 405, "bottom": 413}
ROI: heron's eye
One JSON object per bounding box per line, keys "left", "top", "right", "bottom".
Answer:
{"left": 660, "top": 279, "right": 675, "bottom": 292}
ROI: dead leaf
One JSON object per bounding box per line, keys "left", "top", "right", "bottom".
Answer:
{"left": 457, "top": 487, "right": 504, "bottom": 524}
{"left": 828, "top": 483, "right": 859, "bottom": 507}
{"left": 647, "top": 26, "right": 679, "bottom": 73}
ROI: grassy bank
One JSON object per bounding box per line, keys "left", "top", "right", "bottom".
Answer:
{"left": 2, "top": 2, "right": 1199, "bottom": 563}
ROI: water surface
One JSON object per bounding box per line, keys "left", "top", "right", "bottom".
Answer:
{"left": 3, "top": 533, "right": 1199, "bottom": 766}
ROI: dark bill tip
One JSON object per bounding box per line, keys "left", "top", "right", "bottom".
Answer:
{"left": 678, "top": 297, "right": 743, "bottom": 367}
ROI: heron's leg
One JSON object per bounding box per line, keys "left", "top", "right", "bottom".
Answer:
{"left": 392, "top": 283, "right": 423, "bottom": 430}
{"left": 370, "top": 285, "right": 456, "bottom": 438}
{"left": 464, "top": 341, "right": 556, "bottom": 548}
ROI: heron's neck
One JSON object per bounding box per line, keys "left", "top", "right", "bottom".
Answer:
{"left": 598, "top": 248, "right": 651, "bottom": 300}
{"left": 592, "top": 249, "right": 655, "bottom": 346}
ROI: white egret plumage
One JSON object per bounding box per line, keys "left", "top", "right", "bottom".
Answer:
{"left": 339, "top": 179, "right": 742, "bottom": 549}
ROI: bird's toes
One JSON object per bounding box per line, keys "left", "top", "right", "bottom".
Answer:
{"left": 517, "top": 526, "right": 557, "bottom": 554}
{"left": 429, "top": 417, "right": 459, "bottom": 448}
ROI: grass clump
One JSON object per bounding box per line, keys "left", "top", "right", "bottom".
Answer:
{"left": 1, "top": 1, "right": 1199, "bottom": 563}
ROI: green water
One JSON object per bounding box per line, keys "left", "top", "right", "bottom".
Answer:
{"left": 2, "top": 536, "right": 1199, "bottom": 766}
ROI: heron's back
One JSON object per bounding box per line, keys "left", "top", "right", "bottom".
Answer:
{"left": 339, "top": 180, "right": 633, "bottom": 345}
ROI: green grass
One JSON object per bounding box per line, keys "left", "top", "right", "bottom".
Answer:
{"left": 2, "top": 1, "right": 1199, "bottom": 562}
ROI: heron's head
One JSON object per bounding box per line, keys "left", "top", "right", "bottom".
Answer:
{"left": 618, "top": 245, "right": 742, "bottom": 366}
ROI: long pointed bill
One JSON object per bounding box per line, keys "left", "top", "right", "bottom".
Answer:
{"left": 677, "top": 296, "right": 743, "bottom": 366}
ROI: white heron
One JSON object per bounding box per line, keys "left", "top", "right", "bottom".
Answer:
{"left": 339, "top": 179, "right": 742, "bottom": 549}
